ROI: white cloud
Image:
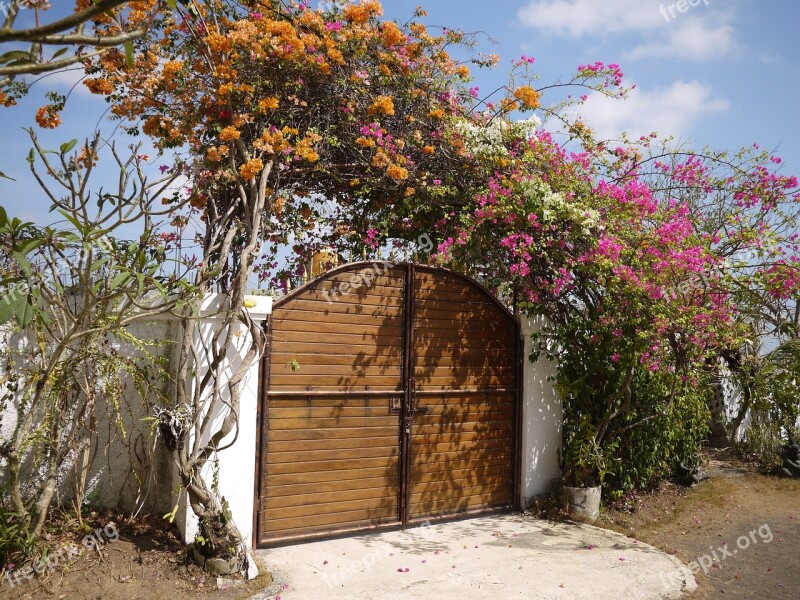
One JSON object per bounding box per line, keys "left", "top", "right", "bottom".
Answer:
{"left": 566, "top": 80, "right": 730, "bottom": 140}
{"left": 517, "top": 0, "right": 664, "bottom": 37}
{"left": 517, "top": 0, "right": 739, "bottom": 62}
{"left": 27, "top": 67, "right": 92, "bottom": 96}
{"left": 627, "top": 17, "right": 737, "bottom": 61}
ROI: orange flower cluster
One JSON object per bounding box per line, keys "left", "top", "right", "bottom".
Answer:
{"left": 368, "top": 95, "right": 395, "bottom": 117}
{"left": 84, "top": 77, "right": 114, "bottom": 95}
{"left": 343, "top": 0, "right": 383, "bottom": 24}
{"left": 35, "top": 105, "right": 61, "bottom": 129}
{"left": 206, "top": 146, "right": 230, "bottom": 162}
{"left": 386, "top": 164, "right": 409, "bottom": 181}
{"left": 258, "top": 97, "right": 280, "bottom": 111}
{"left": 239, "top": 158, "right": 264, "bottom": 180}
{"left": 513, "top": 86, "right": 541, "bottom": 110}
{"left": 381, "top": 22, "right": 405, "bottom": 46}
{"left": 219, "top": 126, "right": 241, "bottom": 142}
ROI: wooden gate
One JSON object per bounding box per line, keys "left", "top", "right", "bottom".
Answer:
{"left": 255, "top": 263, "right": 520, "bottom": 545}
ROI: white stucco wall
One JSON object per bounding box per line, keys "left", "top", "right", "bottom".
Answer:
{"left": 519, "top": 316, "right": 563, "bottom": 506}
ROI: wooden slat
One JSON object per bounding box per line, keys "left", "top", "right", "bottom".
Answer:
{"left": 409, "top": 438, "right": 511, "bottom": 454}
{"left": 410, "top": 481, "right": 511, "bottom": 499}
{"left": 267, "top": 436, "right": 398, "bottom": 452}
{"left": 268, "top": 374, "right": 402, "bottom": 388}
{"left": 408, "top": 490, "right": 512, "bottom": 517}
{"left": 410, "top": 430, "right": 512, "bottom": 446}
{"left": 261, "top": 515, "right": 400, "bottom": 540}
{"left": 267, "top": 455, "right": 398, "bottom": 475}
{"left": 267, "top": 416, "right": 399, "bottom": 430}
{"left": 412, "top": 366, "right": 515, "bottom": 379}
{"left": 265, "top": 487, "right": 398, "bottom": 512}
{"left": 272, "top": 320, "right": 404, "bottom": 336}
{"left": 412, "top": 394, "right": 515, "bottom": 407}
{"left": 263, "top": 505, "right": 398, "bottom": 533}
{"left": 411, "top": 404, "right": 515, "bottom": 420}
{"left": 269, "top": 364, "right": 402, "bottom": 377}
{"left": 411, "top": 448, "right": 513, "bottom": 466}
{"left": 276, "top": 295, "right": 404, "bottom": 311}
{"left": 411, "top": 455, "right": 512, "bottom": 474}
{"left": 267, "top": 445, "right": 398, "bottom": 464}
{"left": 413, "top": 305, "right": 508, "bottom": 320}
{"left": 267, "top": 426, "right": 398, "bottom": 442}
{"left": 410, "top": 464, "right": 511, "bottom": 484}
{"left": 266, "top": 495, "right": 398, "bottom": 520}
{"left": 410, "top": 419, "right": 514, "bottom": 435}
{"left": 270, "top": 352, "right": 402, "bottom": 368}
{"left": 271, "top": 329, "right": 403, "bottom": 345}
{"left": 267, "top": 477, "right": 399, "bottom": 499}
{"left": 266, "top": 465, "right": 397, "bottom": 486}
{"left": 412, "top": 375, "right": 514, "bottom": 388}
{"left": 269, "top": 405, "right": 396, "bottom": 419}
{"left": 270, "top": 341, "right": 403, "bottom": 356}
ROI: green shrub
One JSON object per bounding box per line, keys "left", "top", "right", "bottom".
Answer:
{"left": 0, "top": 506, "right": 38, "bottom": 566}
{"left": 601, "top": 371, "right": 711, "bottom": 500}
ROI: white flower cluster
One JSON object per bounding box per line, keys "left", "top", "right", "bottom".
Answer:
{"left": 519, "top": 176, "right": 599, "bottom": 235}
{"left": 453, "top": 115, "right": 542, "bottom": 157}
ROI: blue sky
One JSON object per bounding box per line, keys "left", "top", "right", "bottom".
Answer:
{"left": 1, "top": 0, "right": 799, "bottom": 226}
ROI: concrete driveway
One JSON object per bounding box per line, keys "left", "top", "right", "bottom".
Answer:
{"left": 250, "top": 514, "right": 696, "bottom": 599}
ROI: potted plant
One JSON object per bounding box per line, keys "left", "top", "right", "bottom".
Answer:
{"left": 558, "top": 416, "right": 610, "bottom": 523}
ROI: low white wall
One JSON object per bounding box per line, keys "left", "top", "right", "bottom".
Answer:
{"left": 0, "top": 320, "right": 177, "bottom": 517}
{"left": 519, "top": 316, "right": 563, "bottom": 506}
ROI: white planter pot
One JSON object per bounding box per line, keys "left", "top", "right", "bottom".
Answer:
{"left": 561, "top": 485, "right": 601, "bottom": 523}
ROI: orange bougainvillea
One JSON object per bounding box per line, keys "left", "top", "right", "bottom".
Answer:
{"left": 513, "top": 85, "right": 541, "bottom": 110}
{"left": 35, "top": 105, "right": 61, "bottom": 129}
{"left": 368, "top": 95, "right": 395, "bottom": 117}
{"left": 386, "top": 164, "right": 409, "bottom": 181}
{"left": 85, "top": 0, "right": 630, "bottom": 260}
{"left": 239, "top": 157, "right": 264, "bottom": 180}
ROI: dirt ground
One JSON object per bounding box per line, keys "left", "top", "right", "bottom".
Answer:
{"left": 599, "top": 448, "right": 800, "bottom": 599}
{"left": 4, "top": 448, "right": 799, "bottom": 599}
{"left": 0, "top": 514, "right": 274, "bottom": 600}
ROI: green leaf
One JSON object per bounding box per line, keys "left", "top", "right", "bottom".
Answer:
{"left": 124, "top": 40, "right": 134, "bottom": 68}
{"left": 109, "top": 271, "right": 132, "bottom": 290}
{"left": 11, "top": 251, "right": 33, "bottom": 278}
{"left": 0, "top": 50, "right": 33, "bottom": 65}
{"left": 0, "top": 291, "right": 24, "bottom": 325}
{"left": 26, "top": 148, "right": 35, "bottom": 165}
{"left": 60, "top": 139, "right": 78, "bottom": 154}
{"left": 51, "top": 47, "right": 69, "bottom": 59}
